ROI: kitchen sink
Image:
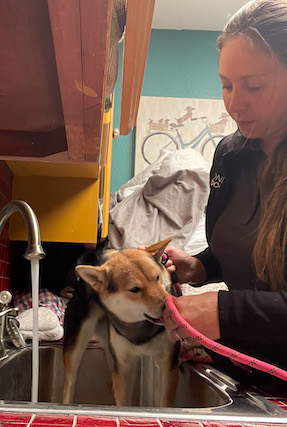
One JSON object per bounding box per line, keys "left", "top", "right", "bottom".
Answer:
{"left": 0, "top": 344, "right": 230, "bottom": 408}
{"left": 0, "top": 343, "right": 286, "bottom": 424}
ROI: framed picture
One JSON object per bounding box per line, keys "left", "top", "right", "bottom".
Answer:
{"left": 135, "top": 96, "right": 237, "bottom": 175}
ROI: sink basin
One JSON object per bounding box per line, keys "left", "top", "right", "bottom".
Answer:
{"left": 0, "top": 343, "right": 286, "bottom": 425}
{"left": 0, "top": 344, "right": 230, "bottom": 408}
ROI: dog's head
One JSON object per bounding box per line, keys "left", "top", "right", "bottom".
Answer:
{"left": 75, "top": 238, "right": 172, "bottom": 324}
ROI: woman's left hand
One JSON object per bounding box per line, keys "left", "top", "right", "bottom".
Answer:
{"left": 163, "top": 292, "right": 221, "bottom": 342}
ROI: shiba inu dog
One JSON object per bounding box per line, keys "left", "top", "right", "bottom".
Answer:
{"left": 63, "top": 238, "right": 179, "bottom": 407}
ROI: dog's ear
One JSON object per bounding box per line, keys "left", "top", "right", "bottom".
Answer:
{"left": 75, "top": 264, "right": 107, "bottom": 291}
{"left": 145, "top": 238, "right": 172, "bottom": 264}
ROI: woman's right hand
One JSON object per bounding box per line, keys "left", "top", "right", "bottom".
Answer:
{"left": 164, "top": 246, "right": 207, "bottom": 284}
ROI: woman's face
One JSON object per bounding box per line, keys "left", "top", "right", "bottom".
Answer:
{"left": 219, "top": 35, "right": 287, "bottom": 153}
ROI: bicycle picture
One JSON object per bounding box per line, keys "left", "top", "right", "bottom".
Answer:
{"left": 141, "top": 119, "right": 225, "bottom": 166}
{"left": 135, "top": 97, "right": 238, "bottom": 174}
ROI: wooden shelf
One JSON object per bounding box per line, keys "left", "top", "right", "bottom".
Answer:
{"left": 120, "top": 0, "right": 155, "bottom": 135}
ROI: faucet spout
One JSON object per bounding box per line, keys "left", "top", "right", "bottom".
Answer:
{"left": 0, "top": 200, "right": 45, "bottom": 260}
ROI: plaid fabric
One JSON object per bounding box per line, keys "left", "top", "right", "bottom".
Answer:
{"left": 14, "top": 289, "right": 66, "bottom": 327}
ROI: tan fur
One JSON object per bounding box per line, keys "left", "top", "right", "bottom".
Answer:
{"left": 75, "top": 239, "right": 172, "bottom": 324}
{"left": 63, "top": 238, "right": 179, "bottom": 407}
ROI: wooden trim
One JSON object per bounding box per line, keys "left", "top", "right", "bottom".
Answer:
{"left": 47, "top": 0, "right": 112, "bottom": 161}
{"left": 101, "top": 101, "right": 114, "bottom": 238}
{"left": 0, "top": 151, "right": 69, "bottom": 164}
{"left": 47, "top": 0, "right": 85, "bottom": 160}
{"left": 80, "top": 0, "right": 112, "bottom": 161}
{"left": 0, "top": 150, "right": 104, "bottom": 165}
{"left": 100, "top": 109, "right": 112, "bottom": 167}
{"left": 120, "top": 0, "right": 155, "bottom": 135}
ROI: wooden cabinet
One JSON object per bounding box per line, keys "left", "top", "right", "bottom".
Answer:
{"left": 0, "top": 0, "right": 155, "bottom": 243}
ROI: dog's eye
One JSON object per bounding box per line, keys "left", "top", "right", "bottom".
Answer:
{"left": 129, "top": 287, "right": 141, "bottom": 293}
{"left": 156, "top": 275, "right": 160, "bottom": 281}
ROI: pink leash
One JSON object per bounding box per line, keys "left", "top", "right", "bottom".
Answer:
{"left": 165, "top": 294, "right": 287, "bottom": 381}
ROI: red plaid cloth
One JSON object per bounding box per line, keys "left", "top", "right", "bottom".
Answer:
{"left": 14, "top": 289, "right": 66, "bottom": 327}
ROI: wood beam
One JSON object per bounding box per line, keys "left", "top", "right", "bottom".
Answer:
{"left": 120, "top": 0, "right": 155, "bottom": 135}
{"left": 47, "top": 0, "right": 112, "bottom": 161}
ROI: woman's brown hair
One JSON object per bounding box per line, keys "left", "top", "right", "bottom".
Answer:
{"left": 218, "top": 0, "right": 287, "bottom": 290}
{"left": 254, "top": 141, "right": 287, "bottom": 290}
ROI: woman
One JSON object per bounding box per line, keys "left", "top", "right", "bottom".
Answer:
{"left": 163, "top": 0, "right": 287, "bottom": 372}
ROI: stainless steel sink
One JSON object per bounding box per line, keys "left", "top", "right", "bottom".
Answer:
{"left": 0, "top": 343, "right": 286, "bottom": 425}
{"left": 0, "top": 344, "right": 230, "bottom": 408}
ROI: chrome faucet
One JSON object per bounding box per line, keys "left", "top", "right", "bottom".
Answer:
{"left": 0, "top": 200, "right": 45, "bottom": 260}
{"left": 0, "top": 200, "right": 46, "bottom": 359}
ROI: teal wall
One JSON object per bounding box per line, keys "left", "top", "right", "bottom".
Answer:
{"left": 110, "top": 29, "right": 222, "bottom": 192}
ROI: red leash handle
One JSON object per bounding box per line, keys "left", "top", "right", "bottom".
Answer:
{"left": 165, "top": 294, "right": 287, "bottom": 381}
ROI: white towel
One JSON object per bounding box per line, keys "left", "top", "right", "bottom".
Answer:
{"left": 18, "top": 307, "right": 63, "bottom": 341}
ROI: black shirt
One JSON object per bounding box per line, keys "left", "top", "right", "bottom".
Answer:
{"left": 210, "top": 145, "right": 267, "bottom": 290}
{"left": 195, "top": 130, "right": 287, "bottom": 370}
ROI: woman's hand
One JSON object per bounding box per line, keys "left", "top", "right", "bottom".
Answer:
{"left": 164, "top": 246, "right": 207, "bottom": 284}
{"left": 163, "top": 292, "right": 221, "bottom": 342}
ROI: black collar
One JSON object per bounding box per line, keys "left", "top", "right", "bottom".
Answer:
{"left": 107, "top": 310, "right": 165, "bottom": 345}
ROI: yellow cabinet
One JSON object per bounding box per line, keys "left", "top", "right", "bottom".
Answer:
{"left": 7, "top": 106, "right": 114, "bottom": 243}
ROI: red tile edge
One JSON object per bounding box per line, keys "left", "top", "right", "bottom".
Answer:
{"left": 32, "top": 413, "right": 74, "bottom": 425}
{"left": 0, "top": 411, "right": 32, "bottom": 424}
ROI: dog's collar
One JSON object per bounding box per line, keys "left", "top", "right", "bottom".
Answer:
{"left": 107, "top": 310, "right": 165, "bottom": 345}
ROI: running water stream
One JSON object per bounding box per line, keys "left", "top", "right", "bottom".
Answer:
{"left": 31, "top": 258, "right": 40, "bottom": 403}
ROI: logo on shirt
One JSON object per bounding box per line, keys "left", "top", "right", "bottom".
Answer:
{"left": 210, "top": 172, "right": 225, "bottom": 189}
